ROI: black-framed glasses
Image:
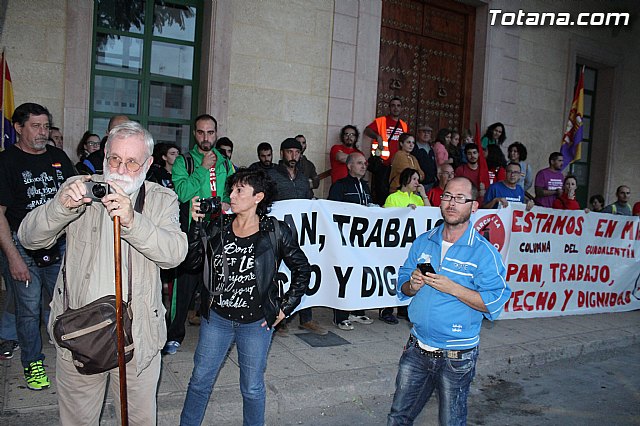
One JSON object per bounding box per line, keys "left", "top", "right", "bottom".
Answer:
{"left": 107, "top": 155, "right": 146, "bottom": 173}
{"left": 441, "top": 193, "right": 475, "bottom": 204}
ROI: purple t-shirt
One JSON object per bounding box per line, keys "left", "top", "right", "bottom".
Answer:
{"left": 534, "top": 168, "right": 564, "bottom": 207}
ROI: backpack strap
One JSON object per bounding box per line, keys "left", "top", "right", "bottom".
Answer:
{"left": 182, "top": 151, "right": 195, "bottom": 176}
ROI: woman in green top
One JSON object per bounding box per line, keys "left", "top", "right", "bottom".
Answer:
{"left": 384, "top": 167, "right": 430, "bottom": 209}
{"left": 481, "top": 122, "right": 506, "bottom": 150}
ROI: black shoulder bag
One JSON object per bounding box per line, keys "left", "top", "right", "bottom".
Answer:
{"left": 52, "top": 184, "right": 145, "bottom": 375}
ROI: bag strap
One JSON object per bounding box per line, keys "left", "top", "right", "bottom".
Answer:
{"left": 200, "top": 215, "right": 225, "bottom": 298}
{"left": 269, "top": 216, "right": 283, "bottom": 298}
{"left": 388, "top": 119, "right": 402, "bottom": 144}
{"left": 62, "top": 183, "right": 146, "bottom": 310}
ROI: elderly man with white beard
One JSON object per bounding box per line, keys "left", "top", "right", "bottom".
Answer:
{"left": 18, "top": 121, "right": 188, "bottom": 425}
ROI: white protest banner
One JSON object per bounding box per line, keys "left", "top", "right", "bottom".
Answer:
{"left": 501, "top": 206, "right": 640, "bottom": 319}
{"left": 270, "top": 200, "right": 512, "bottom": 312}
{"left": 270, "top": 200, "right": 639, "bottom": 319}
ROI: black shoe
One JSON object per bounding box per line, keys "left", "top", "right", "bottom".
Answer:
{"left": 379, "top": 312, "right": 399, "bottom": 325}
{"left": 0, "top": 340, "right": 19, "bottom": 360}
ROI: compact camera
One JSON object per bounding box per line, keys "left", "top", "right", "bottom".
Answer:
{"left": 85, "top": 181, "right": 111, "bottom": 201}
{"left": 197, "top": 196, "right": 222, "bottom": 215}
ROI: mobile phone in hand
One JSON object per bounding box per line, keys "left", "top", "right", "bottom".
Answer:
{"left": 417, "top": 263, "right": 435, "bottom": 275}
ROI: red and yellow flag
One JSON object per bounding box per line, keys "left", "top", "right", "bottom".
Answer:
{"left": 1, "top": 50, "right": 16, "bottom": 151}
{"left": 475, "top": 122, "right": 490, "bottom": 196}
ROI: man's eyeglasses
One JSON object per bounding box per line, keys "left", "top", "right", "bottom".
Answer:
{"left": 441, "top": 193, "right": 475, "bottom": 204}
{"left": 107, "top": 155, "right": 146, "bottom": 173}
{"left": 343, "top": 133, "right": 357, "bottom": 137}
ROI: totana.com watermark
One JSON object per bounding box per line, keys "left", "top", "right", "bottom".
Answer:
{"left": 489, "top": 10, "right": 630, "bottom": 26}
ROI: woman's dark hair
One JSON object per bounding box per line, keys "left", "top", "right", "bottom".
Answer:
{"left": 397, "top": 132, "right": 413, "bottom": 147}
{"left": 486, "top": 144, "right": 507, "bottom": 169}
{"left": 563, "top": 174, "right": 578, "bottom": 186}
{"left": 340, "top": 124, "right": 359, "bottom": 148}
{"left": 76, "top": 130, "right": 100, "bottom": 159}
{"left": 225, "top": 168, "right": 276, "bottom": 216}
{"left": 589, "top": 194, "right": 604, "bottom": 205}
{"left": 435, "top": 128, "right": 452, "bottom": 145}
{"left": 483, "top": 122, "right": 507, "bottom": 145}
{"left": 508, "top": 141, "right": 528, "bottom": 161}
{"left": 152, "top": 142, "right": 180, "bottom": 167}
{"left": 398, "top": 168, "right": 419, "bottom": 189}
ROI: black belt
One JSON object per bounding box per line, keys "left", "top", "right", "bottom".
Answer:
{"left": 408, "top": 335, "right": 475, "bottom": 359}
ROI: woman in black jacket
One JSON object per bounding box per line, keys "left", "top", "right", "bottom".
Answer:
{"left": 180, "top": 168, "right": 310, "bottom": 426}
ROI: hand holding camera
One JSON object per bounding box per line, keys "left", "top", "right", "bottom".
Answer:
{"left": 59, "top": 175, "right": 94, "bottom": 209}
{"left": 190, "top": 195, "right": 222, "bottom": 222}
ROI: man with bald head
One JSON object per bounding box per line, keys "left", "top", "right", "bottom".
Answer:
{"left": 388, "top": 177, "right": 511, "bottom": 425}
{"left": 328, "top": 152, "right": 375, "bottom": 330}
{"left": 328, "top": 152, "right": 372, "bottom": 205}
{"left": 78, "top": 114, "right": 130, "bottom": 175}
{"left": 602, "top": 185, "right": 632, "bottom": 215}
{"left": 426, "top": 164, "right": 454, "bottom": 207}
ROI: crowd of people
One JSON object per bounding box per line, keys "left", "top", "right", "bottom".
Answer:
{"left": 0, "top": 99, "right": 636, "bottom": 425}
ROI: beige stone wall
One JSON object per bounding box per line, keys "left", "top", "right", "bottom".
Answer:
{"left": 0, "top": 0, "right": 67, "bottom": 153}
{"left": 224, "top": 0, "right": 335, "bottom": 178}
{"left": 480, "top": 0, "right": 639, "bottom": 204}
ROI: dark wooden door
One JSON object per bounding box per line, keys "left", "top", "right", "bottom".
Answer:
{"left": 378, "top": 0, "right": 475, "bottom": 133}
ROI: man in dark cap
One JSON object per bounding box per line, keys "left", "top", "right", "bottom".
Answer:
{"left": 268, "top": 138, "right": 313, "bottom": 201}
{"left": 267, "top": 138, "right": 326, "bottom": 336}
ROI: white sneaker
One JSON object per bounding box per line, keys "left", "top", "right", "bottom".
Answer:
{"left": 349, "top": 314, "right": 374, "bottom": 325}
{"left": 336, "top": 320, "right": 354, "bottom": 330}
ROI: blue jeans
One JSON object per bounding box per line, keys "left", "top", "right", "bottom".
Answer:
{"left": 0, "top": 249, "right": 18, "bottom": 341}
{"left": 388, "top": 339, "right": 479, "bottom": 426}
{"left": 10, "top": 234, "right": 61, "bottom": 368}
{"left": 180, "top": 311, "right": 273, "bottom": 426}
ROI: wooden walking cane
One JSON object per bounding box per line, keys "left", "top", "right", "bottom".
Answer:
{"left": 113, "top": 215, "right": 129, "bottom": 426}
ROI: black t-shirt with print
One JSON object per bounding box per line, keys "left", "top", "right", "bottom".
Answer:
{"left": 0, "top": 144, "right": 76, "bottom": 231}
{"left": 212, "top": 229, "right": 263, "bottom": 323}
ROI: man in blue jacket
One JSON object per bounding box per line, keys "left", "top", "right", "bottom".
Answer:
{"left": 387, "top": 177, "right": 511, "bottom": 426}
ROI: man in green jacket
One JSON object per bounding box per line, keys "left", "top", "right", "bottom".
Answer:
{"left": 163, "top": 114, "right": 234, "bottom": 355}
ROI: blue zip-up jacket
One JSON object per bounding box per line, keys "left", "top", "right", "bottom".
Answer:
{"left": 398, "top": 223, "right": 511, "bottom": 350}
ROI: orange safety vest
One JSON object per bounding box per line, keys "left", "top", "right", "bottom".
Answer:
{"left": 371, "top": 116, "right": 408, "bottom": 161}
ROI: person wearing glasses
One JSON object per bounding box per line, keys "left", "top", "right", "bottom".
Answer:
{"left": 483, "top": 162, "right": 534, "bottom": 210}
{"left": 18, "top": 121, "right": 187, "bottom": 424}
{"left": 387, "top": 177, "right": 511, "bottom": 425}
{"left": 602, "top": 185, "right": 633, "bottom": 216}
{"left": 330, "top": 125, "right": 362, "bottom": 183}
{"left": 75, "top": 131, "right": 101, "bottom": 167}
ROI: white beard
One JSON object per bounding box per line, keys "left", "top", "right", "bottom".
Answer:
{"left": 103, "top": 162, "right": 147, "bottom": 195}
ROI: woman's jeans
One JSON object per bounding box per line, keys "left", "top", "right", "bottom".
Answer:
{"left": 180, "top": 311, "right": 273, "bottom": 426}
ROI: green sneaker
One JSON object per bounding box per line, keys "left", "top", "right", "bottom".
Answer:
{"left": 24, "top": 360, "right": 50, "bottom": 390}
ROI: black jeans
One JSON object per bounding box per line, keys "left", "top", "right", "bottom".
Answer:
{"left": 166, "top": 269, "right": 202, "bottom": 344}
